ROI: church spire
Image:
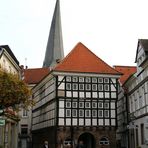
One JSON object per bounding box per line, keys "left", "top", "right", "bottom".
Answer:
{"left": 43, "top": 0, "right": 64, "bottom": 68}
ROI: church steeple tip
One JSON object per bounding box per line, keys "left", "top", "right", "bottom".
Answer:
{"left": 43, "top": 0, "right": 64, "bottom": 68}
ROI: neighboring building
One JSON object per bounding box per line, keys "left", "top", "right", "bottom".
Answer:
{"left": 114, "top": 66, "right": 136, "bottom": 148}
{"left": 31, "top": 42, "right": 121, "bottom": 148}
{"left": 123, "top": 39, "right": 148, "bottom": 148}
{"left": 0, "top": 45, "right": 21, "bottom": 75}
{"left": 18, "top": 67, "right": 49, "bottom": 148}
{"left": 0, "top": 45, "right": 21, "bottom": 148}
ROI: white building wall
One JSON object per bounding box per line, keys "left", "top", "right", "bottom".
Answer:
{"left": 32, "top": 75, "right": 57, "bottom": 131}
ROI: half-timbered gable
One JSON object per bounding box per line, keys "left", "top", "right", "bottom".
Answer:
{"left": 55, "top": 73, "right": 118, "bottom": 127}
{"left": 52, "top": 42, "right": 121, "bottom": 148}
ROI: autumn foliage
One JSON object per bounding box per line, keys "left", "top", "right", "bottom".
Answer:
{"left": 0, "top": 70, "right": 32, "bottom": 109}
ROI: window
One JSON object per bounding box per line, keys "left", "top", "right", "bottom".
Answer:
{"left": 86, "top": 84, "right": 91, "bottom": 90}
{"left": 9, "top": 66, "right": 12, "bottom": 73}
{"left": 98, "top": 84, "right": 103, "bottom": 91}
{"left": 85, "top": 102, "right": 90, "bottom": 108}
{"left": 104, "top": 103, "right": 109, "bottom": 108}
{"left": 79, "top": 110, "right": 84, "bottom": 117}
{"left": 66, "top": 102, "right": 71, "bottom": 108}
{"left": 85, "top": 77, "right": 91, "bottom": 83}
{"left": 104, "top": 84, "right": 109, "bottom": 91}
{"left": 104, "top": 110, "right": 109, "bottom": 117}
{"left": 98, "top": 102, "right": 103, "bottom": 108}
{"left": 104, "top": 78, "right": 109, "bottom": 83}
{"left": 3, "top": 59, "right": 6, "bottom": 69}
{"left": 99, "top": 137, "right": 109, "bottom": 145}
{"left": 66, "top": 109, "right": 71, "bottom": 117}
{"left": 22, "top": 109, "right": 28, "bottom": 117}
{"left": 98, "top": 110, "right": 103, "bottom": 117}
{"left": 21, "top": 124, "right": 28, "bottom": 135}
{"left": 73, "top": 84, "right": 78, "bottom": 90}
{"left": 66, "top": 77, "right": 71, "bottom": 82}
{"left": 79, "top": 102, "right": 84, "bottom": 108}
{"left": 92, "top": 84, "right": 97, "bottom": 91}
{"left": 136, "top": 128, "right": 139, "bottom": 146}
{"left": 141, "top": 124, "right": 144, "bottom": 144}
{"left": 73, "top": 77, "right": 77, "bottom": 82}
{"left": 66, "top": 83, "right": 71, "bottom": 90}
{"left": 72, "top": 102, "right": 77, "bottom": 108}
{"left": 92, "top": 102, "right": 97, "bottom": 108}
{"left": 64, "top": 138, "right": 73, "bottom": 146}
{"left": 92, "top": 78, "right": 97, "bottom": 83}
{"left": 79, "top": 84, "right": 84, "bottom": 90}
{"left": 85, "top": 110, "right": 90, "bottom": 117}
{"left": 72, "top": 110, "right": 77, "bottom": 117}
{"left": 92, "top": 110, "right": 97, "bottom": 117}
{"left": 79, "top": 77, "right": 84, "bottom": 82}
{"left": 98, "top": 78, "right": 103, "bottom": 83}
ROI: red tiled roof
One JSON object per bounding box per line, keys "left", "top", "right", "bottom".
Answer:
{"left": 23, "top": 68, "right": 49, "bottom": 84}
{"left": 114, "top": 66, "right": 137, "bottom": 84}
{"left": 54, "top": 42, "right": 121, "bottom": 75}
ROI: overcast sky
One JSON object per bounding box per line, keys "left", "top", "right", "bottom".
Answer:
{"left": 0, "top": 0, "right": 148, "bottom": 68}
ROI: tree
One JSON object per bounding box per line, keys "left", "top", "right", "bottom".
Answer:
{"left": 0, "top": 70, "right": 33, "bottom": 110}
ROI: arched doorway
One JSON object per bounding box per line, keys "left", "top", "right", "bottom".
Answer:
{"left": 78, "top": 132, "right": 95, "bottom": 148}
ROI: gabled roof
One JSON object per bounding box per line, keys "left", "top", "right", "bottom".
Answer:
{"left": 23, "top": 68, "right": 50, "bottom": 84}
{"left": 135, "top": 39, "right": 148, "bottom": 62}
{"left": 54, "top": 42, "right": 121, "bottom": 75}
{"left": 139, "top": 39, "right": 148, "bottom": 51}
{"left": 0, "top": 45, "right": 19, "bottom": 66}
{"left": 114, "top": 65, "right": 136, "bottom": 85}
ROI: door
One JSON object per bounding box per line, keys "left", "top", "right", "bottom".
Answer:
{"left": 78, "top": 132, "right": 95, "bottom": 148}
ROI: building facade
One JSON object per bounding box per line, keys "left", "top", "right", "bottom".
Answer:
{"left": 0, "top": 45, "right": 21, "bottom": 148}
{"left": 124, "top": 39, "right": 148, "bottom": 148}
{"left": 114, "top": 66, "right": 136, "bottom": 148}
{"left": 31, "top": 43, "right": 121, "bottom": 148}
{"left": 18, "top": 67, "right": 49, "bottom": 148}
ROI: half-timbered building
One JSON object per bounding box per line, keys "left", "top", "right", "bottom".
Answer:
{"left": 114, "top": 66, "right": 136, "bottom": 148}
{"left": 124, "top": 39, "right": 148, "bottom": 148}
{"left": 31, "top": 1, "right": 121, "bottom": 147}
{"left": 31, "top": 42, "right": 121, "bottom": 148}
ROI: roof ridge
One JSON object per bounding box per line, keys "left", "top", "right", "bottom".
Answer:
{"left": 114, "top": 65, "right": 136, "bottom": 68}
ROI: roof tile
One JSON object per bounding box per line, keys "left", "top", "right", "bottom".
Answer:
{"left": 24, "top": 68, "right": 49, "bottom": 84}
{"left": 114, "top": 65, "right": 136, "bottom": 84}
{"left": 54, "top": 42, "right": 121, "bottom": 75}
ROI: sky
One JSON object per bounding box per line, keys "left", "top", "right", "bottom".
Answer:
{"left": 0, "top": 0, "right": 148, "bottom": 68}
